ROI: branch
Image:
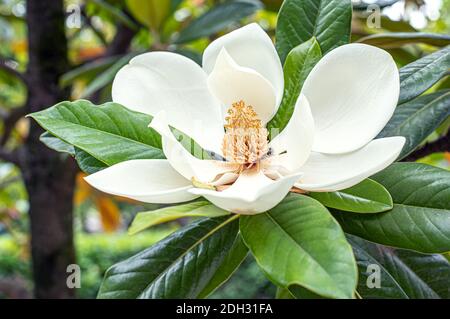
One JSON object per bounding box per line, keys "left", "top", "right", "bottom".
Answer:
{"left": 0, "top": 58, "right": 26, "bottom": 84}
{"left": 403, "top": 135, "right": 450, "bottom": 162}
{"left": 1, "top": 106, "right": 27, "bottom": 145}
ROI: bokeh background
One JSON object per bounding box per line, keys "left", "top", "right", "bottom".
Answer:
{"left": 0, "top": 0, "right": 449, "bottom": 299}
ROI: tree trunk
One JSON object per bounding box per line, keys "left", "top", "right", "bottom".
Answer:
{"left": 24, "top": 0, "right": 77, "bottom": 299}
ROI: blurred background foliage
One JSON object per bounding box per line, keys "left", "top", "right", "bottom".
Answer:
{"left": 0, "top": 0, "right": 449, "bottom": 298}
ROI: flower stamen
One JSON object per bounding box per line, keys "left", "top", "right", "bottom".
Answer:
{"left": 222, "top": 101, "right": 268, "bottom": 166}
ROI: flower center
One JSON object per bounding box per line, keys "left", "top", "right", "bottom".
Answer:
{"left": 222, "top": 101, "right": 268, "bottom": 166}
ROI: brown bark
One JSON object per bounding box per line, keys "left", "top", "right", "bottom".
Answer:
{"left": 24, "top": 0, "right": 77, "bottom": 299}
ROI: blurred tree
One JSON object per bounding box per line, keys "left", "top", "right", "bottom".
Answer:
{"left": 23, "top": 0, "right": 77, "bottom": 299}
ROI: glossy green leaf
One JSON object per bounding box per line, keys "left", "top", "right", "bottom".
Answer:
{"left": 275, "top": 0, "right": 352, "bottom": 62}
{"left": 240, "top": 194, "right": 357, "bottom": 299}
{"left": 349, "top": 235, "right": 450, "bottom": 299}
{"left": 309, "top": 179, "right": 393, "bottom": 213}
{"left": 378, "top": 90, "right": 450, "bottom": 159}
{"left": 174, "top": 0, "right": 262, "bottom": 44}
{"left": 98, "top": 215, "right": 239, "bottom": 299}
{"left": 334, "top": 163, "right": 450, "bottom": 254}
{"left": 358, "top": 32, "right": 450, "bottom": 48}
{"left": 276, "top": 287, "right": 295, "bottom": 299}
{"left": 75, "top": 149, "right": 107, "bottom": 174}
{"left": 198, "top": 233, "right": 248, "bottom": 298}
{"left": 398, "top": 46, "right": 450, "bottom": 104}
{"left": 40, "top": 132, "right": 75, "bottom": 155}
{"left": 29, "top": 100, "right": 164, "bottom": 167}
{"left": 267, "top": 37, "right": 321, "bottom": 137}
{"left": 128, "top": 201, "right": 230, "bottom": 235}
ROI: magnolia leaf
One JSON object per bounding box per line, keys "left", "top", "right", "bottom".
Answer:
{"left": 357, "top": 32, "right": 450, "bottom": 49}
{"left": 198, "top": 233, "right": 248, "bottom": 298}
{"left": 268, "top": 37, "right": 321, "bottom": 136}
{"left": 378, "top": 90, "right": 450, "bottom": 159}
{"left": 39, "top": 132, "right": 75, "bottom": 155}
{"left": 334, "top": 163, "right": 450, "bottom": 254}
{"left": 398, "top": 46, "right": 450, "bottom": 104}
{"left": 349, "top": 235, "right": 450, "bottom": 299}
{"left": 174, "top": 0, "right": 262, "bottom": 44}
{"left": 126, "top": 0, "right": 171, "bottom": 31}
{"left": 309, "top": 179, "right": 393, "bottom": 213}
{"left": 98, "top": 215, "right": 240, "bottom": 299}
{"left": 29, "top": 100, "right": 164, "bottom": 167}
{"left": 240, "top": 194, "right": 357, "bottom": 299}
{"left": 275, "top": 0, "right": 352, "bottom": 62}
{"left": 128, "top": 201, "right": 230, "bottom": 235}
{"left": 75, "top": 149, "right": 107, "bottom": 174}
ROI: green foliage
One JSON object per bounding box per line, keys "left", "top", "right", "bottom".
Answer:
{"left": 175, "top": 0, "right": 263, "bottom": 44}
{"left": 309, "top": 179, "right": 393, "bottom": 214}
{"left": 275, "top": 0, "right": 352, "bottom": 62}
{"left": 198, "top": 233, "right": 248, "bottom": 298}
{"left": 334, "top": 163, "right": 450, "bottom": 254}
{"left": 357, "top": 32, "right": 450, "bottom": 48}
{"left": 240, "top": 194, "right": 357, "bottom": 299}
{"left": 98, "top": 216, "right": 240, "bottom": 298}
{"left": 398, "top": 46, "right": 450, "bottom": 104}
{"left": 378, "top": 90, "right": 450, "bottom": 159}
{"left": 29, "top": 100, "right": 164, "bottom": 167}
{"left": 267, "top": 37, "right": 321, "bottom": 137}
{"left": 128, "top": 201, "right": 230, "bottom": 235}
{"left": 349, "top": 235, "right": 450, "bottom": 299}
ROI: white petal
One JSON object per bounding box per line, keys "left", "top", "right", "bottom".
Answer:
{"left": 203, "top": 23, "right": 284, "bottom": 110}
{"left": 207, "top": 48, "right": 277, "bottom": 124}
{"left": 84, "top": 160, "right": 198, "bottom": 204}
{"left": 189, "top": 169, "right": 302, "bottom": 215}
{"left": 269, "top": 94, "right": 315, "bottom": 171}
{"left": 149, "top": 111, "right": 239, "bottom": 183}
{"left": 295, "top": 136, "right": 406, "bottom": 192}
{"left": 112, "top": 51, "right": 224, "bottom": 154}
{"left": 302, "top": 43, "right": 400, "bottom": 154}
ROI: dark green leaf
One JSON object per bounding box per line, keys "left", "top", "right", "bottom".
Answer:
{"left": 309, "top": 179, "right": 393, "bottom": 213}
{"left": 267, "top": 37, "right": 321, "bottom": 136}
{"left": 349, "top": 235, "right": 450, "bottom": 299}
{"left": 174, "top": 0, "right": 262, "bottom": 44}
{"left": 198, "top": 233, "right": 248, "bottom": 298}
{"left": 39, "top": 132, "right": 75, "bottom": 155}
{"left": 378, "top": 90, "right": 450, "bottom": 159}
{"left": 240, "top": 194, "right": 357, "bottom": 299}
{"left": 128, "top": 201, "right": 230, "bottom": 235}
{"left": 275, "top": 0, "right": 352, "bottom": 62}
{"left": 358, "top": 32, "right": 450, "bottom": 49}
{"left": 98, "top": 215, "right": 240, "bottom": 299}
{"left": 398, "top": 46, "right": 450, "bottom": 104}
{"left": 75, "top": 148, "right": 107, "bottom": 174}
{"left": 334, "top": 163, "right": 450, "bottom": 254}
{"left": 30, "top": 100, "right": 164, "bottom": 167}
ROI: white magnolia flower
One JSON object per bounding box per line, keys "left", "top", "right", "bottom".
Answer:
{"left": 85, "top": 23, "right": 405, "bottom": 215}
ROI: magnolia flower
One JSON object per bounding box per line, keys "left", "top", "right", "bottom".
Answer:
{"left": 85, "top": 23, "right": 405, "bottom": 215}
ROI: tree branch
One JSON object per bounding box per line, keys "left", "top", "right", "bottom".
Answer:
{"left": 0, "top": 58, "right": 27, "bottom": 84}
{"left": 403, "top": 135, "right": 450, "bottom": 162}
{"left": 1, "top": 105, "right": 27, "bottom": 145}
